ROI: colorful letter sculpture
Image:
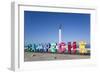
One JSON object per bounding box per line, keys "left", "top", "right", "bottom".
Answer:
{"left": 38, "top": 43, "right": 44, "bottom": 52}
{"left": 79, "top": 41, "right": 87, "bottom": 54}
{"left": 49, "top": 43, "right": 57, "bottom": 53}
{"left": 58, "top": 42, "right": 66, "bottom": 53}
{"left": 25, "top": 41, "right": 89, "bottom": 55}
{"left": 32, "top": 43, "right": 36, "bottom": 52}
{"left": 72, "top": 42, "right": 77, "bottom": 54}
{"left": 43, "top": 43, "right": 51, "bottom": 52}
{"left": 35, "top": 44, "right": 40, "bottom": 52}
{"left": 27, "top": 44, "right": 32, "bottom": 52}
{"left": 68, "top": 42, "right": 72, "bottom": 54}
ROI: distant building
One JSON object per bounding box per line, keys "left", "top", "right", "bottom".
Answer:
{"left": 59, "top": 24, "right": 62, "bottom": 43}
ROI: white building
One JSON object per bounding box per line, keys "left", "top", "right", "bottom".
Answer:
{"left": 59, "top": 24, "right": 62, "bottom": 43}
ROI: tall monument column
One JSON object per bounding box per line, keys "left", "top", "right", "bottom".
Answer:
{"left": 59, "top": 24, "right": 62, "bottom": 43}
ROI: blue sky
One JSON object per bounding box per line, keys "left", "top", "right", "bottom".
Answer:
{"left": 24, "top": 11, "right": 90, "bottom": 44}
